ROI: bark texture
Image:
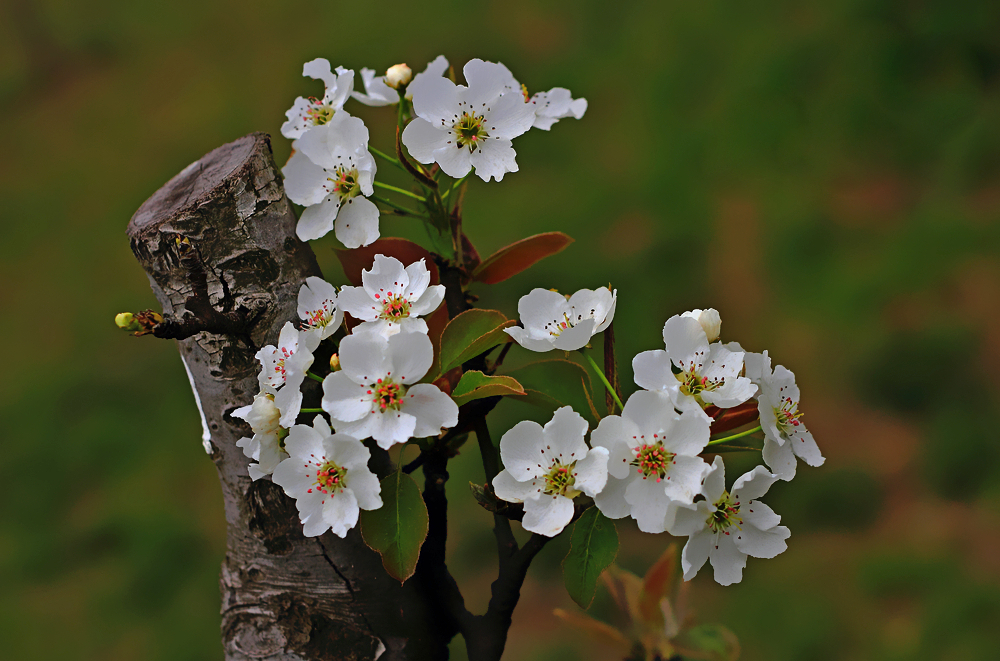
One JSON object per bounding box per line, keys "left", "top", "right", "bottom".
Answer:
{"left": 127, "top": 133, "right": 448, "bottom": 661}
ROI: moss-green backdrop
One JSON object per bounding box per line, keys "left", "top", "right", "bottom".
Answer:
{"left": 3, "top": 1, "right": 1000, "bottom": 659}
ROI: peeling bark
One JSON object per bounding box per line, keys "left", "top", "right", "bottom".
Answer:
{"left": 128, "top": 133, "right": 449, "bottom": 660}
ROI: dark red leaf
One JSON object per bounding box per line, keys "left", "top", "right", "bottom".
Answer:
{"left": 334, "top": 238, "right": 440, "bottom": 287}
{"left": 471, "top": 232, "right": 574, "bottom": 285}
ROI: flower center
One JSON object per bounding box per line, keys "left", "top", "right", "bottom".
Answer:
{"left": 453, "top": 112, "right": 489, "bottom": 151}
{"left": 676, "top": 364, "right": 723, "bottom": 399}
{"left": 545, "top": 312, "right": 575, "bottom": 337}
{"left": 706, "top": 491, "right": 743, "bottom": 534}
{"left": 543, "top": 461, "right": 580, "bottom": 497}
{"left": 774, "top": 396, "right": 804, "bottom": 433}
{"left": 262, "top": 346, "right": 295, "bottom": 389}
{"left": 328, "top": 166, "right": 361, "bottom": 203}
{"left": 303, "top": 301, "right": 336, "bottom": 330}
{"left": 379, "top": 294, "right": 411, "bottom": 323}
{"left": 631, "top": 442, "right": 675, "bottom": 482}
{"left": 309, "top": 459, "right": 347, "bottom": 495}
{"left": 368, "top": 377, "right": 406, "bottom": 412}
{"left": 306, "top": 99, "right": 335, "bottom": 126}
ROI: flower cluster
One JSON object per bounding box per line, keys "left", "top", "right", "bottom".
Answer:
{"left": 230, "top": 55, "right": 822, "bottom": 586}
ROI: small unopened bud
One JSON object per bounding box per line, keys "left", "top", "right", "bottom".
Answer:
{"left": 682, "top": 308, "right": 722, "bottom": 343}
{"left": 329, "top": 353, "right": 341, "bottom": 371}
{"left": 115, "top": 312, "right": 141, "bottom": 332}
{"left": 385, "top": 63, "right": 412, "bottom": 89}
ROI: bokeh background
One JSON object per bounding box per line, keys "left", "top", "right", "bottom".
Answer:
{"left": 4, "top": 0, "right": 1000, "bottom": 659}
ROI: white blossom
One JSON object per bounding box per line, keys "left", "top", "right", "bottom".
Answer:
{"left": 271, "top": 416, "right": 382, "bottom": 538}
{"left": 337, "top": 255, "right": 445, "bottom": 339}
{"left": 353, "top": 56, "right": 449, "bottom": 107}
{"left": 493, "top": 407, "right": 609, "bottom": 537}
{"left": 255, "top": 322, "right": 320, "bottom": 428}
{"left": 492, "top": 63, "right": 587, "bottom": 131}
{"left": 283, "top": 112, "right": 380, "bottom": 248}
{"left": 321, "top": 332, "right": 458, "bottom": 449}
{"left": 504, "top": 287, "right": 617, "bottom": 352}
{"left": 401, "top": 58, "right": 535, "bottom": 182}
{"left": 671, "top": 456, "right": 790, "bottom": 586}
{"left": 591, "top": 390, "right": 712, "bottom": 533}
{"left": 298, "top": 276, "right": 343, "bottom": 342}
{"left": 744, "top": 351, "right": 824, "bottom": 481}
{"left": 234, "top": 394, "right": 287, "bottom": 480}
{"left": 681, "top": 308, "right": 721, "bottom": 343}
{"left": 632, "top": 312, "right": 755, "bottom": 422}
{"left": 281, "top": 59, "right": 354, "bottom": 140}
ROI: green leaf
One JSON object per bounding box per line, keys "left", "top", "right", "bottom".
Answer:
{"left": 451, "top": 370, "right": 525, "bottom": 406}
{"left": 359, "top": 471, "right": 428, "bottom": 583}
{"left": 563, "top": 507, "right": 619, "bottom": 609}
{"left": 502, "top": 358, "right": 601, "bottom": 426}
{"left": 435, "top": 309, "right": 515, "bottom": 378}
{"left": 471, "top": 232, "right": 574, "bottom": 284}
{"left": 674, "top": 623, "right": 741, "bottom": 661}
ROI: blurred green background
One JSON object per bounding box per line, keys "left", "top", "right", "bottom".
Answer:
{"left": 4, "top": 0, "right": 1000, "bottom": 659}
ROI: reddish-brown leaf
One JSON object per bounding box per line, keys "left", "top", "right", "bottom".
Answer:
{"left": 709, "top": 401, "right": 759, "bottom": 435}
{"left": 638, "top": 544, "right": 677, "bottom": 627}
{"left": 471, "top": 232, "right": 574, "bottom": 285}
{"left": 334, "top": 238, "right": 440, "bottom": 286}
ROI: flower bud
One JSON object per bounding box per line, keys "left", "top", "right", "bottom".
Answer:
{"left": 682, "top": 308, "right": 722, "bottom": 342}
{"left": 329, "top": 353, "right": 341, "bottom": 371}
{"left": 385, "top": 63, "right": 412, "bottom": 89}
{"left": 115, "top": 312, "right": 141, "bottom": 332}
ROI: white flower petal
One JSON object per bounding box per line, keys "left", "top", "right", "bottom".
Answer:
{"left": 734, "top": 523, "right": 789, "bottom": 560}
{"left": 550, "top": 318, "right": 596, "bottom": 351}
{"left": 283, "top": 152, "right": 331, "bottom": 207}
{"left": 362, "top": 255, "right": 408, "bottom": 301}
{"left": 702, "top": 456, "right": 726, "bottom": 502}
{"left": 522, "top": 494, "right": 575, "bottom": 537}
{"left": 367, "top": 409, "right": 418, "bottom": 449}
{"left": 662, "top": 454, "right": 710, "bottom": 505}
{"left": 790, "top": 428, "right": 825, "bottom": 467}
{"left": 409, "top": 284, "right": 445, "bottom": 317}
{"left": 337, "top": 285, "right": 379, "bottom": 321}
{"left": 542, "top": 406, "right": 590, "bottom": 460}
{"left": 346, "top": 470, "right": 382, "bottom": 511}
{"left": 387, "top": 332, "right": 434, "bottom": 383}
{"left": 573, "top": 447, "right": 609, "bottom": 497}
{"left": 402, "top": 260, "right": 432, "bottom": 301}
{"left": 323, "top": 489, "right": 360, "bottom": 538}
{"left": 493, "top": 470, "right": 542, "bottom": 503}
{"left": 432, "top": 140, "right": 475, "bottom": 179}
{"left": 404, "top": 383, "right": 459, "bottom": 438}
{"left": 296, "top": 197, "right": 340, "bottom": 241}
{"left": 663, "top": 316, "right": 709, "bottom": 370}
{"left": 468, "top": 138, "right": 518, "bottom": 182}
{"left": 709, "top": 533, "right": 747, "bottom": 586}
{"left": 594, "top": 474, "right": 631, "bottom": 519}
{"left": 632, "top": 350, "right": 675, "bottom": 392}
{"left": 499, "top": 420, "right": 547, "bottom": 480}
{"left": 338, "top": 333, "right": 391, "bottom": 384}
{"left": 590, "top": 414, "right": 640, "bottom": 480}
{"left": 742, "top": 500, "right": 781, "bottom": 531}
{"left": 401, "top": 117, "right": 452, "bottom": 164}
{"left": 335, "top": 197, "right": 380, "bottom": 249}
{"left": 625, "top": 476, "right": 671, "bottom": 534}
{"left": 504, "top": 326, "right": 555, "bottom": 352}
{"left": 482, "top": 87, "right": 535, "bottom": 140}
{"left": 322, "top": 372, "right": 372, "bottom": 423}
{"left": 762, "top": 436, "right": 797, "bottom": 481}
{"left": 410, "top": 75, "right": 461, "bottom": 126}
{"left": 681, "top": 529, "right": 712, "bottom": 580}
{"left": 732, "top": 466, "right": 779, "bottom": 502}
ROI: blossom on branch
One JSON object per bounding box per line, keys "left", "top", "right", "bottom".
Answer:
{"left": 492, "top": 63, "right": 588, "bottom": 131}
{"left": 321, "top": 332, "right": 458, "bottom": 448}
{"left": 271, "top": 416, "right": 382, "bottom": 538}
{"left": 402, "top": 58, "right": 536, "bottom": 182}
{"left": 234, "top": 393, "right": 287, "bottom": 480}
{"left": 591, "top": 390, "right": 712, "bottom": 533}
{"left": 671, "top": 456, "right": 790, "bottom": 586}
{"left": 297, "top": 276, "right": 343, "bottom": 342}
{"left": 283, "top": 113, "right": 380, "bottom": 248}
{"left": 255, "top": 322, "right": 320, "bottom": 428}
{"left": 337, "top": 255, "right": 445, "bottom": 339}
{"left": 742, "top": 350, "right": 824, "bottom": 481}
{"left": 493, "top": 407, "right": 609, "bottom": 537}
{"left": 632, "top": 312, "right": 754, "bottom": 422}
{"left": 504, "top": 287, "right": 617, "bottom": 352}
{"left": 281, "top": 59, "right": 354, "bottom": 140}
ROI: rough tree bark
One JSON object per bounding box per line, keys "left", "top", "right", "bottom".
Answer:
{"left": 127, "top": 133, "right": 452, "bottom": 660}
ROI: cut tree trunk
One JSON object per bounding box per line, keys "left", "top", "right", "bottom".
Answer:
{"left": 127, "top": 133, "right": 453, "bottom": 660}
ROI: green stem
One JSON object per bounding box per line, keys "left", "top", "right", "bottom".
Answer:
{"left": 300, "top": 407, "right": 324, "bottom": 413}
{"left": 706, "top": 425, "right": 762, "bottom": 446}
{"left": 369, "top": 146, "right": 406, "bottom": 172}
{"left": 583, "top": 352, "right": 624, "bottom": 412}
{"left": 371, "top": 195, "right": 429, "bottom": 218}
{"left": 373, "top": 180, "right": 426, "bottom": 201}
{"left": 441, "top": 174, "right": 469, "bottom": 201}
{"left": 306, "top": 371, "right": 325, "bottom": 383}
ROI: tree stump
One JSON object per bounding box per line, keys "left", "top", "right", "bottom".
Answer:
{"left": 127, "top": 133, "right": 450, "bottom": 660}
